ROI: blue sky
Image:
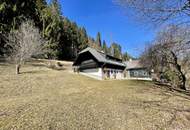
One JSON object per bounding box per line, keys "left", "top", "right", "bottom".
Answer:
{"left": 57, "top": 0, "right": 155, "bottom": 57}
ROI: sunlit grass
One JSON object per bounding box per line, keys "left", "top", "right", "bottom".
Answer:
{"left": 0, "top": 61, "right": 190, "bottom": 130}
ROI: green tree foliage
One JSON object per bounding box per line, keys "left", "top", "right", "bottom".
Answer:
{"left": 78, "top": 27, "right": 88, "bottom": 50}
{"left": 0, "top": 0, "right": 132, "bottom": 60}
{"left": 122, "top": 52, "right": 133, "bottom": 61}
{"left": 102, "top": 40, "right": 108, "bottom": 54}
{"left": 0, "top": 0, "right": 40, "bottom": 55}
{"left": 0, "top": 0, "right": 39, "bottom": 31}
{"left": 110, "top": 43, "right": 122, "bottom": 59}
{"left": 96, "top": 32, "right": 102, "bottom": 47}
{"left": 41, "top": 0, "right": 62, "bottom": 59}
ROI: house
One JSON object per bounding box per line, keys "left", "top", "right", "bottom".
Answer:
{"left": 73, "top": 47, "right": 152, "bottom": 80}
{"left": 73, "top": 47, "right": 126, "bottom": 80}
{"left": 124, "top": 60, "right": 152, "bottom": 80}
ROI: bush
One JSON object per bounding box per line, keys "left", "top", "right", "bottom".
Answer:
{"left": 161, "top": 70, "right": 180, "bottom": 87}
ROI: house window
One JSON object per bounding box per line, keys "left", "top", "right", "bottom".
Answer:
{"left": 130, "top": 71, "right": 134, "bottom": 77}
{"left": 134, "top": 71, "right": 138, "bottom": 76}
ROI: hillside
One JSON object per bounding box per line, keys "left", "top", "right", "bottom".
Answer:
{"left": 0, "top": 61, "right": 190, "bottom": 130}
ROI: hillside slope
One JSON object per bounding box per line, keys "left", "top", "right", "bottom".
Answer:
{"left": 0, "top": 62, "right": 190, "bottom": 130}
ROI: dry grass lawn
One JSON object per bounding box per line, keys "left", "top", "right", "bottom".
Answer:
{"left": 0, "top": 61, "right": 190, "bottom": 130}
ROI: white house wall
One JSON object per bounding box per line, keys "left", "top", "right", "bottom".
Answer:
{"left": 79, "top": 68, "right": 125, "bottom": 80}
{"left": 116, "top": 71, "right": 123, "bottom": 79}
{"left": 104, "top": 69, "right": 124, "bottom": 80}
{"left": 80, "top": 68, "right": 103, "bottom": 80}
{"left": 78, "top": 68, "right": 152, "bottom": 81}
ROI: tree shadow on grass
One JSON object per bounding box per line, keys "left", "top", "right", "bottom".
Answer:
{"left": 29, "top": 62, "right": 67, "bottom": 71}
{"left": 120, "top": 94, "right": 190, "bottom": 129}
{"left": 0, "top": 62, "right": 12, "bottom": 66}
{"left": 0, "top": 63, "right": 8, "bottom": 66}
{"left": 21, "top": 67, "right": 67, "bottom": 74}
{"left": 141, "top": 97, "right": 190, "bottom": 128}
{"left": 153, "top": 83, "right": 190, "bottom": 100}
{"left": 30, "top": 63, "right": 46, "bottom": 67}
{"left": 21, "top": 70, "right": 46, "bottom": 74}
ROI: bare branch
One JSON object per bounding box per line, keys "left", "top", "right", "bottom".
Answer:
{"left": 141, "top": 25, "right": 190, "bottom": 90}
{"left": 115, "top": 0, "right": 190, "bottom": 26}
{"left": 7, "top": 20, "right": 47, "bottom": 74}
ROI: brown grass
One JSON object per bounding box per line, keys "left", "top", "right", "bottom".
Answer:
{"left": 0, "top": 61, "right": 190, "bottom": 130}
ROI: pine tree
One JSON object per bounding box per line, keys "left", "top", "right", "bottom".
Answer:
{"left": 102, "top": 40, "right": 108, "bottom": 54}
{"left": 0, "top": 0, "right": 129, "bottom": 61}
{"left": 96, "top": 32, "right": 102, "bottom": 47}
{"left": 78, "top": 27, "right": 88, "bottom": 50}
{"left": 42, "top": 0, "right": 62, "bottom": 59}
{"left": 122, "top": 52, "right": 133, "bottom": 61}
{"left": 110, "top": 43, "right": 122, "bottom": 59}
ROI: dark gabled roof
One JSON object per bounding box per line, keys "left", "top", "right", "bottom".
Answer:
{"left": 124, "top": 60, "right": 144, "bottom": 69}
{"left": 75, "top": 47, "right": 126, "bottom": 67}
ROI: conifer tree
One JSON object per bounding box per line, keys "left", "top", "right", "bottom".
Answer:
{"left": 0, "top": 0, "right": 132, "bottom": 61}
{"left": 102, "top": 40, "right": 108, "bottom": 54}
{"left": 110, "top": 43, "right": 122, "bottom": 59}
{"left": 96, "top": 32, "right": 102, "bottom": 47}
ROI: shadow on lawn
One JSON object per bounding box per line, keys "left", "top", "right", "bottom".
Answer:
{"left": 153, "top": 82, "right": 190, "bottom": 100}
{"left": 0, "top": 63, "right": 9, "bottom": 66}
{"left": 119, "top": 90, "right": 190, "bottom": 129}
{"left": 0, "top": 60, "right": 12, "bottom": 66}
{"left": 21, "top": 70, "right": 46, "bottom": 74}
{"left": 29, "top": 62, "right": 67, "bottom": 71}
{"left": 30, "top": 63, "right": 46, "bottom": 67}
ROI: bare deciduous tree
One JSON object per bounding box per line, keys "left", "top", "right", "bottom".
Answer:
{"left": 7, "top": 21, "right": 46, "bottom": 74}
{"left": 141, "top": 25, "right": 190, "bottom": 90}
{"left": 115, "top": 0, "right": 190, "bottom": 90}
{"left": 115, "top": 0, "right": 190, "bottom": 25}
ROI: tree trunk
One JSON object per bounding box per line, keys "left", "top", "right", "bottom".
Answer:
{"left": 42, "top": 17, "right": 45, "bottom": 38}
{"left": 180, "top": 73, "right": 186, "bottom": 90}
{"left": 171, "top": 51, "right": 186, "bottom": 90}
{"left": 176, "top": 64, "right": 186, "bottom": 90}
{"left": 16, "top": 64, "right": 20, "bottom": 75}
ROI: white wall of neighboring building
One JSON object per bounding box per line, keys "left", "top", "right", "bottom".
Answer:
{"left": 124, "top": 77, "right": 152, "bottom": 81}
{"left": 124, "top": 70, "right": 152, "bottom": 81}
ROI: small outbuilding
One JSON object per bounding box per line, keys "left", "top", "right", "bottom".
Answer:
{"left": 124, "top": 60, "right": 152, "bottom": 80}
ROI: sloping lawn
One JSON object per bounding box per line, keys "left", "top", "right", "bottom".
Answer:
{"left": 0, "top": 62, "right": 190, "bottom": 130}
